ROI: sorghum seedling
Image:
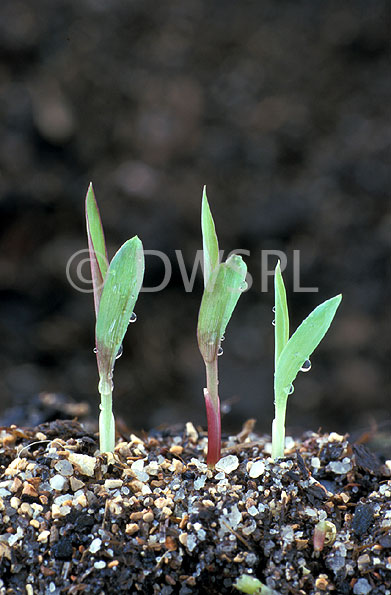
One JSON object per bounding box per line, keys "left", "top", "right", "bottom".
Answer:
{"left": 197, "top": 187, "right": 247, "bottom": 467}
{"left": 234, "top": 575, "right": 277, "bottom": 595}
{"left": 313, "top": 520, "right": 337, "bottom": 552}
{"left": 272, "top": 261, "right": 342, "bottom": 460}
{"left": 86, "top": 183, "right": 144, "bottom": 452}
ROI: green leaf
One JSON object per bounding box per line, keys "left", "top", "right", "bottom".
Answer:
{"left": 197, "top": 254, "right": 247, "bottom": 362}
{"left": 274, "top": 260, "right": 289, "bottom": 367}
{"left": 234, "top": 574, "right": 277, "bottom": 595}
{"left": 201, "top": 186, "right": 219, "bottom": 288}
{"left": 234, "top": 575, "right": 263, "bottom": 594}
{"left": 274, "top": 294, "right": 342, "bottom": 405}
{"left": 85, "top": 183, "right": 109, "bottom": 315}
{"left": 96, "top": 236, "right": 144, "bottom": 379}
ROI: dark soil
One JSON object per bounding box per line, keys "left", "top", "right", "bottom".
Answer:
{"left": 0, "top": 420, "right": 390, "bottom": 594}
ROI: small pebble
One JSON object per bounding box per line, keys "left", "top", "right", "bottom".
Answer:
{"left": 69, "top": 477, "right": 85, "bottom": 491}
{"left": 328, "top": 458, "right": 352, "bottom": 474}
{"left": 189, "top": 458, "right": 208, "bottom": 472}
{"left": 54, "top": 460, "right": 73, "bottom": 476}
{"left": 352, "top": 504, "right": 374, "bottom": 536}
{"left": 194, "top": 476, "right": 206, "bottom": 490}
{"left": 94, "top": 560, "right": 106, "bottom": 570}
{"left": 186, "top": 534, "right": 197, "bottom": 552}
{"left": 131, "top": 459, "right": 145, "bottom": 472}
{"left": 9, "top": 526, "right": 24, "bottom": 546}
{"left": 49, "top": 475, "right": 67, "bottom": 491}
{"left": 144, "top": 461, "right": 160, "bottom": 475}
{"left": 311, "top": 457, "right": 321, "bottom": 470}
{"left": 37, "top": 530, "right": 50, "bottom": 543}
{"left": 10, "top": 496, "right": 20, "bottom": 509}
{"left": 285, "top": 436, "right": 296, "bottom": 450}
{"left": 353, "top": 578, "right": 372, "bottom": 595}
{"left": 125, "top": 523, "right": 139, "bottom": 535}
{"left": 242, "top": 520, "right": 257, "bottom": 535}
{"left": 248, "top": 460, "right": 265, "bottom": 478}
{"left": 142, "top": 511, "right": 154, "bottom": 523}
{"left": 89, "top": 538, "right": 102, "bottom": 553}
{"left": 104, "top": 479, "right": 123, "bottom": 490}
{"left": 226, "top": 504, "right": 242, "bottom": 529}
{"left": 179, "top": 533, "right": 188, "bottom": 546}
{"left": 68, "top": 453, "right": 96, "bottom": 477}
{"left": 215, "top": 455, "right": 239, "bottom": 474}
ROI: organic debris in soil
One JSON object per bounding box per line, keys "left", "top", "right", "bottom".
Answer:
{"left": 0, "top": 421, "right": 390, "bottom": 595}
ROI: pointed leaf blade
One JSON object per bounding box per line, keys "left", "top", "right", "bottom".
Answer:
{"left": 85, "top": 183, "right": 109, "bottom": 315}
{"left": 96, "top": 236, "right": 144, "bottom": 378}
{"left": 275, "top": 294, "right": 342, "bottom": 403}
{"left": 274, "top": 260, "right": 289, "bottom": 367}
{"left": 201, "top": 186, "right": 219, "bottom": 288}
{"left": 197, "top": 254, "right": 247, "bottom": 362}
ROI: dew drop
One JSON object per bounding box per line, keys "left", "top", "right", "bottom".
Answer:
{"left": 272, "top": 319, "right": 276, "bottom": 326}
{"left": 220, "top": 335, "right": 225, "bottom": 342}
{"left": 300, "top": 359, "right": 312, "bottom": 373}
{"left": 115, "top": 345, "right": 123, "bottom": 359}
{"left": 221, "top": 402, "right": 231, "bottom": 414}
{"left": 288, "top": 384, "right": 294, "bottom": 395}
{"left": 93, "top": 347, "right": 98, "bottom": 354}
{"left": 217, "top": 346, "right": 224, "bottom": 356}
{"left": 272, "top": 306, "right": 276, "bottom": 313}
{"left": 129, "top": 312, "right": 137, "bottom": 323}
{"left": 240, "top": 281, "right": 248, "bottom": 291}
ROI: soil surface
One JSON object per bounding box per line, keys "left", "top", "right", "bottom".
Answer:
{"left": 0, "top": 0, "right": 389, "bottom": 436}
{"left": 0, "top": 420, "right": 390, "bottom": 594}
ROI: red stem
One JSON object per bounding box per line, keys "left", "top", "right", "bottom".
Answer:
{"left": 204, "top": 389, "right": 221, "bottom": 467}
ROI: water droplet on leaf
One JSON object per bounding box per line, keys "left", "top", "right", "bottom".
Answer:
{"left": 240, "top": 281, "right": 248, "bottom": 291}
{"left": 93, "top": 347, "right": 98, "bottom": 354}
{"left": 272, "top": 319, "right": 275, "bottom": 326}
{"left": 288, "top": 384, "right": 294, "bottom": 395}
{"left": 272, "top": 306, "right": 276, "bottom": 313}
{"left": 217, "top": 346, "right": 224, "bottom": 356}
{"left": 115, "top": 345, "right": 123, "bottom": 359}
{"left": 220, "top": 335, "right": 225, "bottom": 342}
{"left": 129, "top": 312, "right": 137, "bottom": 323}
{"left": 300, "top": 359, "right": 312, "bottom": 372}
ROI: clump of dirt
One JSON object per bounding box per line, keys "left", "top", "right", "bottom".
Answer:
{"left": 0, "top": 420, "right": 390, "bottom": 594}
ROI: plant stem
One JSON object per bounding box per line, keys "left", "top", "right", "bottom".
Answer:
{"left": 271, "top": 401, "right": 286, "bottom": 460}
{"left": 204, "top": 358, "right": 221, "bottom": 467}
{"left": 99, "top": 383, "right": 115, "bottom": 452}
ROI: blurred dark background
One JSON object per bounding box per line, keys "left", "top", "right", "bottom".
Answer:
{"left": 0, "top": 0, "right": 389, "bottom": 440}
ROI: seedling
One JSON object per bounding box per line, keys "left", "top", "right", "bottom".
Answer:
{"left": 197, "top": 187, "right": 247, "bottom": 467}
{"left": 234, "top": 575, "right": 277, "bottom": 595}
{"left": 86, "top": 183, "right": 144, "bottom": 453}
{"left": 313, "top": 520, "right": 337, "bottom": 552}
{"left": 272, "top": 261, "right": 342, "bottom": 459}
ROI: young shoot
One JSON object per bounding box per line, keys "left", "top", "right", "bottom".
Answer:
{"left": 197, "top": 187, "right": 247, "bottom": 468}
{"left": 272, "top": 261, "right": 342, "bottom": 460}
{"left": 86, "top": 183, "right": 144, "bottom": 453}
{"left": 234, "top": 575, "right": 278, "bottom": 595}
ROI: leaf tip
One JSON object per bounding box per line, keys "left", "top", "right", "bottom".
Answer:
{"left": 86, "top": 181, "right": 95, "bottom": 200}
{"left": 201, "top": 185, "right": 209, "bottom": 213}
{"left": 330, "top": 293, "right": 343, "bottom": 308}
